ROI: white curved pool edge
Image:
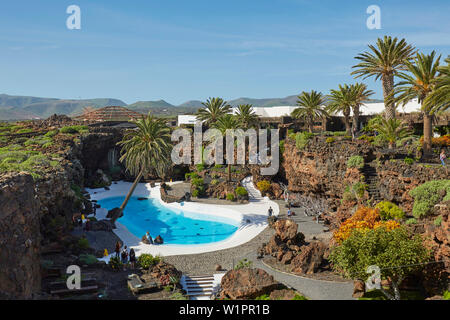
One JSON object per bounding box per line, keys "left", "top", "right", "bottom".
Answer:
{"left": 86, "top": 181, "right": 279, "bottom": 260}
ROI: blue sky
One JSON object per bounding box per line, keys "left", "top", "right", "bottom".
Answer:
{"left": 0, "top": 0, "right": 449, "bottom": 105}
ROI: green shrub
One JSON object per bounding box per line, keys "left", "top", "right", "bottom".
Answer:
{"left": 77, "top": 238, "right": 89, "bottom": 250}
{"left": 214, "top": 164, "right": 223, "bottom": 169}
{"left": 405, "top": 218, "right": 417, "bottom": 225}
{"left": 443, "top": 290, "right": 450, "bottom": 300}
{"left": 333, "top": 131, "right": 347, "bottom": 136}
{"left": 326, "top": 137, "right": 335, "bottom": 144}
{"left": 375, "top": 201, "right": 406, "bottom": 220}
{"left": 235, "top": 186, "right": 248, "bottom": 199}
{"left": 352, "top": 182, "right": 368, "bottom": 199}
{"left": 404, "top": 157, "right": 414, "bottom": 165}
{"left": 79, "top": 254, "right": 98, "bottom": 265}
{"left": 15, "top": 128, "right": 34, "bottom": 134}
{"left": 295, "top": 132, "right": 313, "bottom": 150}
{"left": 196, "top": 163, "right": 205, "bottom": 171}
{"left": 191, "top": 177, "right": 204, "bottom": 188}
{"left": 44, "top": 130, "right": 59, "bottom": 138}
{"left": 226, "top": 193, "right": 235, "bottom": 201}
{"left": 434, "top": 216, "right": 443, "bottom": 227}
{"left": 255, "top": 294, "right": 270, "bottom": 300}
{"left": 108, "top": 256, "right": 123, "bottom": 270}
{"left": 347, "top": 155, "right": 364, "bottom": 169}
{"left": 192, "top": 189, "right": 199, "bottom": 197}
{"left": 210, "top": 179, "right": 219, "bottom": 186}
{"left": 185, "top": 172, "right": 199, "bottom": 181}
{"left": 137, "top": 254, "right": 161, "bottom": 269}
{"left": 409, "top": 180, "right": 450, "bottom": 218}
{"left": 234, "top": 258, "right": 252, "bottom": 270}
{"left": 60, "top": 125, "right": 89, "bottom": 134}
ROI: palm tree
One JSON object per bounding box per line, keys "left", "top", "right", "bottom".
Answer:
{"left": 391, "top": 51, "right": 441, "bottom": 154}
{"left": 350, "top": 83, "right": 375, "bottom": 133}
{"left": 292, "top": 90, "right": 328, "bottom": 133}
{"left": 351, "top": 36, "right": 416, "bottom": 120}
{"left": 424, "top": 56, "right": 450, "bottom": 114}
{"left": 196, "top": 97, "right": 232, "bottom": 126}
{"left": 327, "top": 84, "right": 353, "bottom": 135}
{"left": 372, "top": 118, "right": 412, "bottom": 149}
{"left": 235, "top": 104, "right": 259, "bottom": 129}
{"left": 117, "top": 113, "right": 172, "bottom": 211}
{"left": 212, "top": 114, "right": 240, "bottom": 182}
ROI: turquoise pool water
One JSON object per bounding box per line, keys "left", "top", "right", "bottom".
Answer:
{"left": 97, "top": 196, "right": 240, "bottom": 245}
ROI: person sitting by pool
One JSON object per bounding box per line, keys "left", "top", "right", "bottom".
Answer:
{"left": 154, "top": 235, "right": 164, "bottom": 245}
{"left": 145, "top": 231, "right": 153, "bottom": 244}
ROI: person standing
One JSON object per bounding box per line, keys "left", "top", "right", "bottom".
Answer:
{"left": 115, "top": 241, "right": 121, "bottom": 258}
{"left": 440, "top": 149, "right": 447, "bottom": 166}
{"left": 268, "top": 207, "right": 273, "bottom": 217}
{"left": 129, "top": 248, "right": 136, "bottom": 269}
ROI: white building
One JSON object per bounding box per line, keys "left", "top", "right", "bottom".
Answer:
{"left": 178, "top": 98, "right": 424, "bottom": 125}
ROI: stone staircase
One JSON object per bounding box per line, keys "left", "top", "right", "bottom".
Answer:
{"left": 362, "top": 162, "right": 381, "bottom": 201}
{"left": 241, "top": 176, "right": 263, "bottom": 201}
{"left": 181, "top": 274, "right": 225, "bottom": 300}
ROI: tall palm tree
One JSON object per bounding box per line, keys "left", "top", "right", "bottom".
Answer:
{"left": 234, "top": 104, "right": 259, "bottom": 129}
{"left": 292, "top": 90, "right": 328, "bottom": 133}
{"left": 327, "top": 84, "right": 353, "bottom": 135}
{"left": 350, "top": 83, "right": 375, "bottom": 133}
{"left": 391, "top": 51, "right": 441, "bottom": 154}
{"left": 117, "top": 113, "right": 172, "bottom": 211}
{"left": 424, "top": 56, "right": 450, "bottom": 114}
{"left": 212, "top": 114, "right": 240, "bottom": 182}
{"left": 372, "top": 118, "right": 412, "bottom": 149}
{"left": 351, "top": 36, "right": 416, "bottom": 120}
{"left": 196, "top": 97, "right": 232, "bottom": 126}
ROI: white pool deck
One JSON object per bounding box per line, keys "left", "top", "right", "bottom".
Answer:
{"left": 87, "top": 181, "right": 279, "bottom": 262}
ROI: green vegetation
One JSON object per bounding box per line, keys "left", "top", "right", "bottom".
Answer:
{"left": 108, "top": 256, "right": 123, "bottom": 270}
{"left": 256, "top": 180, "right": 271, "bottom": 194}
{"left": 404, "top": 157, "right": 414, "bottom": 165}
{"left": 60, "top": 125, "right": 89, "bottom": 134}
{"left": 226, "top": 193, "right": 235, "bottom": 201}
{"left": 326, "top": 137, "right": 335, "bottom": 144}
{"left": 292, "top": 294, "right": 308, "bottom": 300}
{"left": 44, "top": 129, "right": 59, "bottom": 138}
{"left": 409, "top": 180, "right": 450, "bottom": 218}
{"left": 434, "top": 215, "right": 443, "bottom": 227}
{"left": 405, "top": 218, "right": 417, "bottom": 225}
{"left": 137, "top": 254, "right": 162, "bottom": 269}
{"left": 329, "top": 226, "right": 430, "bottom": 300}
{"left": 77, "top": 238, "right": 90, "bottom": 250}
{"left": 443, "top": 290, "right": 450, "bottom": 300}
{"left": 170, "top": 292, "right": 189, "bottom": 300}
{"left": 291, "top": 90, "right": 328, "bottom": 133}
{"left": 234, "top": 258, "right": 253, "bottom": 270}
{"left": 235, "top": 186, "right": 248, "bottom": 200}
{"left": 255, "top": 294, "right": 270, "bottom": 300}
{"left": 295, "top": 132, "right": 313, "bottom": 150}
{"left": 79, "top": 254, "right": 98, "bottom": 265}
{"left": 375, "top": 201, "right": 406, "bottom": 220}
{"left": 347, "top": 155, "right": 364, "bottom": 169}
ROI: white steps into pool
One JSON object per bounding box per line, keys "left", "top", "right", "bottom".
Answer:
{"left": 241, "top": 176, "right": 263, "bottom": 201}
{"left": 181, "top": 274, "right": 225, "bottom": 300}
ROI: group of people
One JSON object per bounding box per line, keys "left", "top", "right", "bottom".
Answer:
{"left": 114, "top": 241, "right": 136, "bottom": 270}
{"left": 144, "top": 231, "right": 164, "bottom": 245}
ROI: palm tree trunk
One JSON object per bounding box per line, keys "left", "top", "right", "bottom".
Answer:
{"left": 382, "top": 74, "right": 396, "bottom": 120}
{"left": 119, "top": 169, "right": 144, "bottom": 211}
{"left": 423, "top": 112, "right": 433, "bottom": 155}
{"left": 343, "top": 109, "right": 351, "bottom": 135}
{"left": 352, "top": 104, "right": 360, "bottom": 134}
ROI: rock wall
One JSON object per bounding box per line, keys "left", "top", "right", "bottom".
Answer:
{"left": 282, "top": 137, "right": 372, "bottom": 208}
{"left": 0, "top": 173, "right": 41, "bottom": 299}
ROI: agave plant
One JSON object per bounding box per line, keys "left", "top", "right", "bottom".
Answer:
{"left": 390, "top": 51, "right": 441, "bottom": 154}
{"left": 117, "top": 113, "right": 172, "bottom": 211}
{"left": 292, "top": 90, "right": 328, "bottom": 133}
{"left": 196, "top": 97, "right": 232, "bottom": 126}
{"left": 352, "top": 36, "right": 416, "bottom": 120}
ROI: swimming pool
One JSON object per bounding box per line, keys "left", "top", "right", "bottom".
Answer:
{"left": 97, "top": 196, "right": 240, "bottom": 245}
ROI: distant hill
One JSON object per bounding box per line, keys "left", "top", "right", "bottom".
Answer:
{"left": 0, "top": 94, "right": 127, "bottom": 120}
{"left": 0, "top": 93, "right": 385, "bottom": 120}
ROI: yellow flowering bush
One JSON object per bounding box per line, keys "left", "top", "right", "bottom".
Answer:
{"left": 334, "top": 207, "right": 400, "bottom": 243}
